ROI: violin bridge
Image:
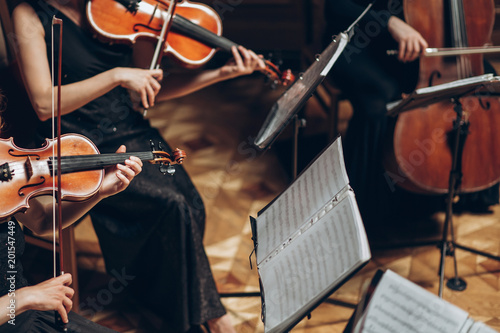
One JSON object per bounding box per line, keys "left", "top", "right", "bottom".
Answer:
{"left": 24, "top": 157, "right": 34, "bottom": 181}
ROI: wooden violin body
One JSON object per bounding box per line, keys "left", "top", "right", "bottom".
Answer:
{"left": 0, "top": 134, "right": 185, "bottom": 219}
{"left": 0, "top": 134, "right": 102, "bottom": 218}
{"left": 384, "top": 0, "right": 500, "bottom": 194}
{"left": 87, "top": 0, "right": 222, "bottom": 68}
{"left": 86, "top": 0, "right": 294, "bottom": 85}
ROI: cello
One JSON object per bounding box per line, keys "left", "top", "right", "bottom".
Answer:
{"left": 384, "top": 0, "right": 500, "bottom": 195}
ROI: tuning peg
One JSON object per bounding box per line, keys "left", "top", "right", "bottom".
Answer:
{"left": 159, "top": 162, "right": 176, "bottom": 176}
{"left": 150, "top": 140, "right": 155, "bottom": 151}
{"left": 167, "top": 165, "right": 176, "bottom": 175}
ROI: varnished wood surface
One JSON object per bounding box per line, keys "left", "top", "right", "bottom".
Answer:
{"left": 22, "top": 75, "right": 500, "bottom": 332}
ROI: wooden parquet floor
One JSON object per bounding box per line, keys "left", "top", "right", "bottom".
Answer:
{"left": 23, "top": 74, "right": 500, "bottom": 332}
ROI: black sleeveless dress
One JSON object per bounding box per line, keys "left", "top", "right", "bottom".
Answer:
{"left": 29, "top": 3, "right": 225, "bottom": 332}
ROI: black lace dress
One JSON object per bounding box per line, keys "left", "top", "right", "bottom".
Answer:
{"left": 29, "top": 2, "right": 225, "bottom": 332}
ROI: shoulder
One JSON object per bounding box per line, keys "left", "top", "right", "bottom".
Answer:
{"left": 12, "top": 2, "right": 44, "bottom": 35}
{"left": 12, "top": 2, "right": 37, "bottom": 20}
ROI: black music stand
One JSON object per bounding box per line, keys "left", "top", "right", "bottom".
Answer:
{"left": 220, "top": 31, "right": 352, "bottom": 300}
{"left": 219, "top": 4, "right": 376, "bottom": 302}
{"left": 252, "top": 2, "right": 377, "bottom": 178}
{"left": 253, "top": 31, "right": 351, "bottom": 178}
{"left": 386, "top": 74, "right": 500, "bottom": 297}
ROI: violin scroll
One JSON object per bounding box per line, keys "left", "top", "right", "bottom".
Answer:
{"left": 150, "top": 142, "right": 186, "bottom": 175}
{"left": 151, "top": 148, "right": 186, "bottom": 165}
{"left": 263, "top": 60, "right": 295, "bottom": 87}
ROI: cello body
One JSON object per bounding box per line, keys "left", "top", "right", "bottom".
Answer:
{"left": 384, "top": 0, "right": 500, "bottom": 194}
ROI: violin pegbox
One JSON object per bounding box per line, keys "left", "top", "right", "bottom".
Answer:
{"left": 262, "top": 53, "right": 295, "bottom": 89}
{"left": 149, "top": 140, "right": 186, "bottom": 175}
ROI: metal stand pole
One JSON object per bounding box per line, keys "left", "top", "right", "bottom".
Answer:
{"left": 438, "top": 99, "right": 467, "bottom": 297}
{"left": 292, "top": 114, "right": 307, "bottom": 179}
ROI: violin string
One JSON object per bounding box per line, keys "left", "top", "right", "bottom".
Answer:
{"left": 4, "top": 151, "right": 158, "bottom": 175}
{"left": 58, "top": 152, "right": 153, "bottom": 165}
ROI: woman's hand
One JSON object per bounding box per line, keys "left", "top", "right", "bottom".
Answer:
{"left": 114, "top": 68, "right": 163, "bottom": 108}
{"left": 219, "top": 46, "right": 266, "bottom": 80}
{"left": 17, "top": 273, "right": 74, "bottom": 324}
{"left": 387, "top": 16, "right": 428, "bottom": 62}
{"left": 98, "top": 145, "right": 143, "bottom": 199}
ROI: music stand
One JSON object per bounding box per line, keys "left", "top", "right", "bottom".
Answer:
{"left": 219, "top": 5, "right": 376, "bottom": 303}
{"left": 386, "top": 74, "right": 500, "bottom": 297}
{"left": 253, "top": 31, "right": 349, "bottom": 150}
{"left": 220, "top": 29, "right": 353, "bottom": 300}
{"left": 253, "top": 32, "right": 349, "bottom": 179}
{"left": 253, "top": 3, "right": 375, "bottom": 179}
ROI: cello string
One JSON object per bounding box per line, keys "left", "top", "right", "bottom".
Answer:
{"left": 451, "top": 0, "right": 464, "bottom": 79}
{"left": 459, "top": 3, "right": 473, "bottom": 78}
{"left": 456, "top": 0, "right": 474, "bottom": 79}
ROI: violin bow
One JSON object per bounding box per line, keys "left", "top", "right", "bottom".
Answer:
{"left": 143, "top": 0, "right": 177, "bottom": 116}
{"left": 51, "top": 15, "right": 68, "bottom": 332}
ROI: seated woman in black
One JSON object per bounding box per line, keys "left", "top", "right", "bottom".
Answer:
{"left": 0, "top": 92, "right": 143, "bottom": 332}
{"left": 11, "top": 0, "right": 266, "bottom": 331}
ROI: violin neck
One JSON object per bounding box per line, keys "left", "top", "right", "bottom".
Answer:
{"left": 171, "top": 14, "right": 237, "bottom": 53}
{"left": 50, "top": 152, "right": 154, "bottom": 175}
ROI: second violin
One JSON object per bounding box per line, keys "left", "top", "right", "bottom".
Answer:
{"left": 0, "top": 134, "right": 185, "bottom": 219}
{"left": 86, "top": 0, "right": 294, "bottom": 85}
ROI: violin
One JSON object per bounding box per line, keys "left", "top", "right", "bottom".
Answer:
{"left": 86, "top": 0, "right": 295, "bottom": 86}
{"left": 0, "top": 133, "right": 185, "bottom": 219}
{"left": 384, "top": 0, "right": 500, "bottom": 194}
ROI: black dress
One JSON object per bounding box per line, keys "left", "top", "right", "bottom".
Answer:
{"left": 0, "top": 219, "right": 117, "bottom": 332}
{"left": 324, "top": 0, "right": 421, "bottom": 226}
{"left": 29, "top": 2, "right": 226, "bottom": 332}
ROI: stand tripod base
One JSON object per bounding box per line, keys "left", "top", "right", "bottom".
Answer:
{"left": 446, "top": 277, "right": 467, "bottom": 291}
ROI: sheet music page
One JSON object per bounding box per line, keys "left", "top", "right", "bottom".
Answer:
{"left": 386, "top": 75, "right": 500, "bottom": 116}
{"left": 354, "top": 270, "right": 470, "bottom": 333}
{"left": 466, "top": 322, "right": 499, "bottom": 333}
{"left": 256, "top": 138, "right": 349, "bottom": 266}
{"left": 259, "top": 192, "right": 370, "bottom": 333}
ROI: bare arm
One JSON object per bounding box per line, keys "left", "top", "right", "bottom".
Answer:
{"left": 0, "top": 273, "right": 74, "bottom": 326}
{"left": 158, "top": 46, "right": 266, "bottom": 100}
{"left": 14, "top": 146, "right": 142, "bottom": 235}
{"left": 11, "top": 3, "right": 163, "bottom": 121}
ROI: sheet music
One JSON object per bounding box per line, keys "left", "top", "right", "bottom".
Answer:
{"left": 256, "top": 138, "right": 349, "bottom": 266}
{"left": 467, "top": 322, "right": 499, "bottom": 333}
{"left": 386, "top": 74, "right": 500, "bottom": 116}
{"left": 259, "top": 192, "right": 369, "bottom": 333}
{"left": 354, "top": 270, "right": 470, "bottom": 333}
